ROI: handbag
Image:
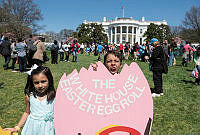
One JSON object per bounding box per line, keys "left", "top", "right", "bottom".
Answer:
{"left": 191, "top": 67, "right": 199, "bottom": 78}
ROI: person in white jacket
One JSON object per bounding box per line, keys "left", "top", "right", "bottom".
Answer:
{"left": 62, "top": 42, "right": 71, "bottom": 62}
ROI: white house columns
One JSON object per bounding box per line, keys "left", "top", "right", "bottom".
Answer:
{"left": 126, "top": 26, "right": 128, "bottom": 42}
{"left": 109, "top": 25, "right": 136, "bottom": 45}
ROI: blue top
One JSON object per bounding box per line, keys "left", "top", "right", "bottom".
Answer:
{"left": 21, "top": 94, "right": 55, "bottom": 135}
{"left": 139, "top": 45, "right": 145, "bottom": 54}
{"left": 97, "top": 44, "right": 103, "bottom": 52}
{"left": 16, "top": 42, "right": 27, "bottom": 57}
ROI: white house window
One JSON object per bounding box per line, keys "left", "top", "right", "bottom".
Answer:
{"left": 112, "top": 27, "right": 115, "bottom": 34}
{"left": 134, "top": 27, "right": 137, "bottom": 34}
{"left": 117, "top": 27, "right": 120, "bottom": 33}
{"left": 140, "top": 29, "right": 143, "bottom": 34}
{"left": 128, "top": 27, "right": 132, "bottom": 33}
{"left": 122, "top": 26, "right": 126, "bottom": 33}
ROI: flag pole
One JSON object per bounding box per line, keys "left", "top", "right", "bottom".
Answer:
{"left": 123, "top": 8, "right": 124, "bottom": 17}
{"left": 122, "top": 6, "right": 124, "bottom": 18}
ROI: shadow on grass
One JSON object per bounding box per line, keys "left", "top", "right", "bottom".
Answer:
{"left": 175, "top": 64, "right": 182, "bottom": 67}
{"left": 181, "top": 79, "right": 194, "bottom": 84}
{"left": 0, "top": 82, "right": 4, "bottom": 89}
{"left": 186, "top": 69, "right": 193, "bottom": 72}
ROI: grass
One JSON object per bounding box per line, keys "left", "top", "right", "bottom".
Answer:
{"left": 0, "top": 52, "right": 199, "bottom": 135}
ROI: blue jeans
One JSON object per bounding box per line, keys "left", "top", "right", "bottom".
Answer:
{"left": 168, "top": 52, "right": 174, "bottom": 66}
{"left": 11, "top": 57, "right": 17, "bottom": 70}
{"left": 98, "top": 52, "right": 102, "bottom": 61}
{"left": 18, "top": 56, "right": 27, "bottom": 72}
{"left": 60, "top": 52, "right": 64, "bottom": 61}
{"left": 3, "top": 55, "right": 11, "bottom": 69}
{"left": 72, "top": 51, "right": 77, "bottom": 62}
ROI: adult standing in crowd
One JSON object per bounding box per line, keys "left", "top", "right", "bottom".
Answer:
{"left": 71, "top": 40, "right": 79, "bottom": 62}
{"left": 139, "top": 44, "right": 145, "bottom": 62}
{"left": 133, "top": 42, "right": 139, "bottom": 61}
{"left": 94, "top": 44, "right": 98, "bottom": 56}
{"left": 97, "top": 43, "right": 103, "bottom": 61}
{"left": 51, "top": 40, "right": 59, "bottom": 64}
{"left": 163, "top": 40, "right": 169, "bottom": 64}
{"left": 62, "top": 42, "right": 70, "bottom": 62}
{"left": 182, "top": 41, "right": 196, "bottom": 67}
{"left": 168, "top": 44, "right": 174, "bottom": 66}
{"left": 80, "top": 43, "right": 84, "bottom": 54}
{"left": 10, "top": 40, "right": 18, "bottom": 72}
{"left": 124, "top": 43, "right": 129, "bottom": 60}
{"left": 189, "top": 41, "right": 194, "bottom": 63}
{"left": 150, "top": 38, "right": 168, "bottom": 97}
{"left": 119, "top": 43, "right": 124, "bottom": 56}
{"left": 144, "top": 42, "right": 150, "bottom": 62}
{"left": 32, "top": 37, "right": 46, "bottom": 66}
{"left": 171, "top": 39, "right": 177, "bottom": 66}
{"left": 26, "top": 35, "right": 36, "bottom": 67}
{"left": 105, "top": 44, "right": 110, "bottom": 54}
{"left": 59, "top": 41, "right": 65, "bottom": 62}
{"left": 0, "top": 37, "right": 11, "bottom": 70}
{"left": 111, "top": 44, "right": 116, "bottom": 51}
{"left": 16, "top": 38, "right": 27, "bottom": 72}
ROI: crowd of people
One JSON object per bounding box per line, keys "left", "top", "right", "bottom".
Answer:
{"left": 0, "top": 34, "right": 200, "bottom": 134}
{"left": 0, "top": 35, "right": 200, "bottom": 88}
{"left": 0, "top": 35, "right": 46, "bottom": 72}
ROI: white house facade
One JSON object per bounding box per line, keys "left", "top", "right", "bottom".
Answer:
{"left": 83, "top": 17, "right": 167, "bottom": 45}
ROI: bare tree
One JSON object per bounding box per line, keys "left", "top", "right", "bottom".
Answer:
{"left": 170, "top": 26, "right": 182, "bottom": 38}
{"left": 59, "top": 29, "right": 74, "bottom": 39}
{"left": 181, "top": 6, "right": 200, "bottom": 42}
{"left": 0, "top": 0, "right": 43, "bottom": 38}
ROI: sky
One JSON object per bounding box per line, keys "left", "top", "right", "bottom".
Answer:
{"left": 34, "top": 0, "right": 200, "bottom": 33}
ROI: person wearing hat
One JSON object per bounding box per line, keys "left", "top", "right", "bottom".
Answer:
{"left": 149, "top": 38, "right": 168, "bottom": 97}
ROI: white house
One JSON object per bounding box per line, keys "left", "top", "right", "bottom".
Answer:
{"left": 84, "top": 17, "right": 167, "bottom": 45}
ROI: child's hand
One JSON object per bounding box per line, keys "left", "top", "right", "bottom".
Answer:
{"left": 90, "top": 62, "right": 98, "bottom": 71}
{"left": 3, "top": 128, "right": 18, "bottom": 134}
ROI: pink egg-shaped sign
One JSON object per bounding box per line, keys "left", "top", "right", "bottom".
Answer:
{"left": 54, "top": 62, "right": 153, "bottom": 135}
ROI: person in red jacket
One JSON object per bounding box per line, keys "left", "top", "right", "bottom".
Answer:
{"left": 119, "top": 43, "right": 124, "bottom": 55}
{"left": 71, "top": 40, "right": 80, "bottom": 62}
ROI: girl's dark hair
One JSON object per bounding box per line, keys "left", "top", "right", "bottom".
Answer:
{"left": 104, "top": 50, "right": 122, "bottom": 65}
{"left": 24, "top": 66, "right": 56, "bottom": 103}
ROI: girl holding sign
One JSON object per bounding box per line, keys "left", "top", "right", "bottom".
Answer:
{"left": 4, "top": 66, "right": 56, "bottom": 135}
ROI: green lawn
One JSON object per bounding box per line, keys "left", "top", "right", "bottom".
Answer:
{"left": 0, "top": 52, "right": 199, "bottom": 135}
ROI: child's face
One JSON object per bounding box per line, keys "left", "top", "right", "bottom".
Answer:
{"left": 33, "top": 73, "right": 49, "bottom": 95}
{"left": 105, "top": 54, "right": 121, "bottom": 75}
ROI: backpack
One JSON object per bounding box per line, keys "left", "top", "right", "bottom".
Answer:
{"left": 30, "top": 44, "right": 37, "bottom": 51}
